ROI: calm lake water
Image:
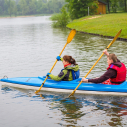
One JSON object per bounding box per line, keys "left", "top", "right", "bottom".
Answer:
{"left": 0, "top": 16, "right": 127, "bottom": 127}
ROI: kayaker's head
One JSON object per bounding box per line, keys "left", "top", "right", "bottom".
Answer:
{"left": 63, "top": 55, "right": 78, "bottom": 66}
{"left": 107, "top": 53, "right": 117, "bottom": 65}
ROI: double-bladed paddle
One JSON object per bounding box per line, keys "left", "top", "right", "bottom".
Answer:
{"left": 68, "top": 29, "right": 122, "bottom": 97}
{"left": 35, "top": 29, "right": 76, "bottom": 94}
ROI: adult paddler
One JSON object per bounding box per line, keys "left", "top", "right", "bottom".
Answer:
{"left": 82, "top": 49, "right": 126, "bottom": 85}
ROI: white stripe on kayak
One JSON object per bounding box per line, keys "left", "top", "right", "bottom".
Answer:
{"left": 1, "top": 82, "right": 127, "bottom": 96}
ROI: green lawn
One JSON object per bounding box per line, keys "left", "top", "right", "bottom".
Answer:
{"left": 66, "top": 13, "right": 127, "bottom": 39}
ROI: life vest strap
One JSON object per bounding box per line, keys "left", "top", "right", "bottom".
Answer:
{"left": 110, "top": 80, "right": 125, "bottom": 84}
{"left": 72, "top": 70, "right": 80, "bottom": 80}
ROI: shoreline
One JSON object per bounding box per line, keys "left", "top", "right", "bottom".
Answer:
{"left": 77, "top": 30, "right": 127, "bottom": 42}
{"left": 66, "top": 13, "right": 127, "bottom": 42}
{"left": 0, "top": 15, "right": 35, "bottom": 19}
{"left": 67, "top": 27, "right": 127, "bottom": 42}
{"left": 0, "top": 14, "right": 50, "bottom": 19}
{"left": 1, "top": 14, "right": 127, "bottom": 42}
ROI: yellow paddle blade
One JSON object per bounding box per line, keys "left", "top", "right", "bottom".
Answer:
{"left": 35, "top": 90, "right": 40, "bottom": 94}
{"left": 67, "top": 29, "right": 76, "bottom": 44}
{"left": 68, "top": 29, "right": 122, "bottom": 98}
{"left": 68, "top": 91, "right": 75, "bottom": 97}
{"left": 107, "top": 29, "right": 122, "bottom": 49}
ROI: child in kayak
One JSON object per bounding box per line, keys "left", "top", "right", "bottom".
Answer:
{"left": 47, "top": 55, "right": 80, "bottom": 81}
{"left": 82, "top": 49, "right": 126, "bottom": 85}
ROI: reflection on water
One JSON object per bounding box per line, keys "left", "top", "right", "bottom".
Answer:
{"left": 1, "top": 86, "right": 127, "bottom": 126}
{"left": 0, "top": 16, "right": 127, "bottom": 126}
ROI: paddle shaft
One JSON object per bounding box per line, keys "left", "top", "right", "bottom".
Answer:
{"left": 72, "top": 52, "right": 105, "bottom": 93}
{"left": 68, "top": 29, "right": 122, "bottom": 97}
{"left": 35, "top": 29, "right": 76, "bottom": 94}
{"left": 36, "top": 43, "right": 68, "bottom": 92}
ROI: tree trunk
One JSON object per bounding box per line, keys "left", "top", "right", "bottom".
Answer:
{"left": 125, "top": 0, "right": 127, "bottom": 12}
{"left": 9, "top": 0, "right": 11, "bottom": 17}
{"left": 107, "top": 0, "right": 110, "bottom": 13}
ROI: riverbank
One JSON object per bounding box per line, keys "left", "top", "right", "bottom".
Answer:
{"left": 66, "top": 13, "right": 127, "bottom": 41}
{"left": 0, "top": 15, "right": 35, "bottom": 19}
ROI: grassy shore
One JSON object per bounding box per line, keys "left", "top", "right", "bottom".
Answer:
{"left": 66, "top": 13, "right": 127, "bottom": 40}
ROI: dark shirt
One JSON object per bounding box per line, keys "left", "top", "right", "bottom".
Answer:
{"left": 88, "top": 59, "right": 122, "bottom": 83}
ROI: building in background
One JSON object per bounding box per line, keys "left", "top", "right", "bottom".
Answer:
{"left": 97, "top": 0, "right": 107, "bottom": 14}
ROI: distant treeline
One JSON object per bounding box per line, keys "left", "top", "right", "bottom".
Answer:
{"left": 103, "top": 0, "right": 127, "bottom": 13}
{"left": 0, "top": 0, "right": 127, "bottom": 17}
{"left": 0, "top": 0, "right": 66, "bottom": 16}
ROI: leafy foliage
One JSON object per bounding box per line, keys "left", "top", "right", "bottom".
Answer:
{"left": 65, "top": 0, "right": 98, "bottom": 19}
{"left": 103, "top": 0, "right": 127, "bottom": 13}
{"left": 50, "top": 6, "right": 70, "bottom": 27}
{"left": 111, "top": 0, "right": 119, "bottom": 12}
{"left": 0, "top": 0, "right": 66, "bottom": 16}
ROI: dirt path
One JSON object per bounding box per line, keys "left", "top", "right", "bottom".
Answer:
{"left": 83, "top": 15, "right": 101, "bottom": 20}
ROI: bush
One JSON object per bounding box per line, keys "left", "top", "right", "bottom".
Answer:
{"left": 50, "top": 6, "right": 70, "bottom": 27}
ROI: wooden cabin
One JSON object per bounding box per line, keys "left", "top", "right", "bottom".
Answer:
{"left": 97, "top": 0, "right": 107, "bottom": 14}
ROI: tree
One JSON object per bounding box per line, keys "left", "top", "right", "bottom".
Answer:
{"left": 123, "top": 0, "right": 127, "bottom": 11}
{"left": 111, "top": 0, "right": 119, "bottom": 12}
{"left": 0, "top": 0, "right": 4, "bottom": 15}
{"left": 58, "top": 6, "right": 70, "bottom": 27}
{"left": 106, "top": 0, "right": 111, "bottom": 13}
{"left": 19, "top": 0, "right": 28, "bottom": 15}
{"left": 29, "top": 0, "right": 37, "bottom": 14}
{"left": 13, "top": 1, "right": 17, "bottom": 16}
{"left": 0, "top": 0, "right": 66, "bottom": 16}
{"left": 65, "top": 0, "right": 98, "bottom": 20}
{"left": 51, "top": 6, "right": 70, "bottom": 27}
{"left": 4, "top": 0, "right": 16, "bottom": 17}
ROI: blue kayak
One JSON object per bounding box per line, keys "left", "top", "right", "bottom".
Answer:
{"left": 1, "top": 76, "right": 127, "bottom": 96}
